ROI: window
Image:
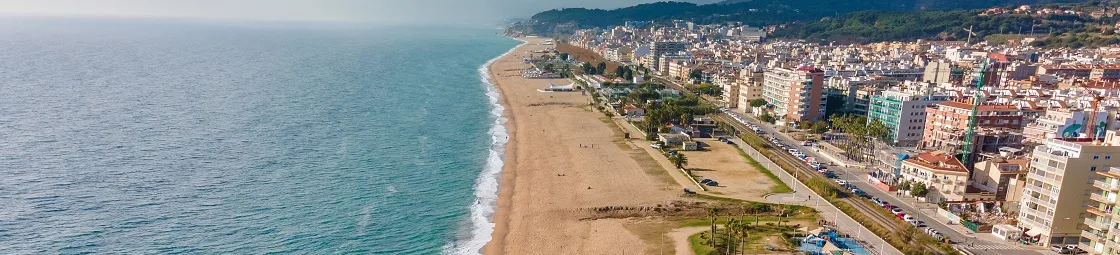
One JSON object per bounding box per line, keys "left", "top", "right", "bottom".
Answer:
{"left": 1095, "top": 154, "right": 1101, "bottom": 160}
{"left": 1108, "top": 154, "right": 1113, "bottom": 160}
{"left": 1092, "top": 166, "right": 1098, "bottom": 172}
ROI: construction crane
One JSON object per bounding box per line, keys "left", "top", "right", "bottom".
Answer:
{"left": 960, "top": 60, "right": 989, "bottom": 168}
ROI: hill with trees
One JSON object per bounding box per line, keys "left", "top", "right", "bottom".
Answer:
{"left": 506, "top": 0, "right": 1081, "bottom": 36}
{"left": 771, "top": 2, "right": 1120, "bottom": 47}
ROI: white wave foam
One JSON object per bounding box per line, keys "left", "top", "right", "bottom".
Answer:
{"left": 443, "top": 37, "right": 527, "bottom": 255}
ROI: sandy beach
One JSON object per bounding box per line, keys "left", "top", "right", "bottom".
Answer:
{"left": 482, "top": 37, "right": 680, "bottom": 254}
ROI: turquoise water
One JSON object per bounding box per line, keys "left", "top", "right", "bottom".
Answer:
{"left": 0, "top": 18, "right": 519, "bottom": 254}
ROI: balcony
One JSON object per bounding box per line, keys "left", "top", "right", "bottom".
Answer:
{"left": 1089, "top": 206, "right": 1112, "bottom": 216}
{"left": 1092, "top": 193, "right": 1114, "bottom": 204}
{"left": 1084, "top": 229, "right": 1106, "bottom": 241}
{"left": 1096, "top": 180, "right": 1120, "bottom": 192}
{"left": 1030, "top": 196, "right": 1051, "bottom": 207}
{"left": 1079, "top": 242, "right": 1094, "bottom": 254}
{"left": 1086, "top": 218, "right": 1110, "bottom": 230}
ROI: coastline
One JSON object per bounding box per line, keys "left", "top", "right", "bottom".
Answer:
{"left": 452, "top": 36, "right": 526, "bottom": 255}
{"left": 481, "top": 37, "right": 678, "bottom": 254}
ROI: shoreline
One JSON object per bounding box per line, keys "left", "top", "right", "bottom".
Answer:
{"left": 454, "top": 36, "right": 526, "bottom": 255}
{"left": 481, "top": 36, "right": 678, "bottom": 254}
{"left": 478, "top": 37, "right": 525, "bottom": 255}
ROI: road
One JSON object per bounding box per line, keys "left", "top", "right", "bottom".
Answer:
{"left": 648, "top": 75, "right": 1048, "bottom": 255}
{"left": 725, "top": 110, "right": 1047, "bottom": 255}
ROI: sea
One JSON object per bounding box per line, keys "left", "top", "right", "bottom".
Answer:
{"left": 0, "top": 17, "right": 521, "bottom": 254}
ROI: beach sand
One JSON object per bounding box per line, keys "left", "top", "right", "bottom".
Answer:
{"left": 483, "top": 37, "right": 680, "bottom": 254}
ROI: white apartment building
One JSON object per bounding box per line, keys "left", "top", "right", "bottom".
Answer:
{"left": 1020, "top": 131, "right": 1120, "bottom": 247}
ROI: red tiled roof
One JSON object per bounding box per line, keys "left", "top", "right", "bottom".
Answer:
{"left": 905, "top": 151, "right": 968, "bottom": 174}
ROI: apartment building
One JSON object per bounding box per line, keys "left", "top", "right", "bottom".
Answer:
{"left": 737, "top": 65, "right": 765, "bottom": 113}
{"left": 762, "top": 66, "right": 826, "bottom": 124}
{"left": 920, "top": 101, "right": 1024, "bottom": 154}
{"left": 649, "top": 41, "right": 688, "bottom": 71}
{"left": 1024, "top": 109, "right": 1108, "bottom": 145}
{"left": 1082, "top": 165, "right": 1120, "bottom": 255}
{"left": 1020, "top": 132, "right": 1120, "bottom": 247}
{"left": 715, "top": 74, "right": 739, "bottom": 109}
{"left": 868, "top": 89, "right": 950, "bottom": 147}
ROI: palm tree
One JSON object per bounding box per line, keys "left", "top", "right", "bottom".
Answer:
{"left": 708, "top": 208, "right": 719, "bottom": 246}
{"left": 670, "top": 153, "right": 689, "bottom": 170}
{"left": 736, "top": 221, "right": 750, "bottom": 255}
{"left": 725, "top": 218, "right": 737, "bottom": 255}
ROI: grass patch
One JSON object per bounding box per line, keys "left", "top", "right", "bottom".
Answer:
{"left": 689, "top": 232, "right": 718, "bottom": 255}
{"left": 688, "top": 223, "right": 801, "bottom": 255}
{"left": 733, "top": 145, "right": 793, "bottom": 194}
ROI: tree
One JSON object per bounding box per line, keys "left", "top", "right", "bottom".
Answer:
{"left": 596, "top": 62, "right": 607, "bottom": 75}
{"left": 797, "top": 121, "right": 813, "bottom": 130}
{"left": 899, "top": 180, "right": 912, "bottom": 191}
{"left": 749, "top": 98, "right": 767, "bottom": 108}
{"left": 688, "top": 69, "right": 703, "bottom": 81}
{"left": 759, "top": 113, "right": 776, "bottom": 124}
{"left": 670, "top": 153, "right": 689, "bottom": 170}
{"left": 623, "top": 68, "right": 634, "bottom": 80}
{"left": 559, "top": 52, "right": 569, "bottom": 61}
{"left": 707, "top": 208, "right": 720, "bottom": 245}
{"left": 910, "top": 183, "right": 929, "bottom": 199}
{"left": 811, "top": 121, "right": 829, "bottom": 134}
{"left": 614, "top": 66, "right": 625, "bottom": 78}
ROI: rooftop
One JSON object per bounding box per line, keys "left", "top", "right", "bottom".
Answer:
{"left": 904, "top": 151, "right": 968, "bottom": 174}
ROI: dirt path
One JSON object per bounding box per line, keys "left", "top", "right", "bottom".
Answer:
{"left": 668, "top": 226, "right": 710, "bottom": 255}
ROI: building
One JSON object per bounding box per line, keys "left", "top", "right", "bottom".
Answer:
{"left": 868, "top": 89, "right": 949, "bottom": 147}
{"left": 972, "top": 156, "right": 1029, "bottom": 213}
{"left": 919, "top": 101, "right": 1024, "bottom": 156}
{"left": 1083, "top": 165, "right": 1120, "bottom": 255}
{"left": 649, "top": 41, "right": 688, "bottom": 71}
{"left": 715, "top": 74, "right": 739, "bottom": 109}
{"left": 737, "top": 65, "right": 765, "bottom": 113}
{"left": 1023, "top": 109, "right": 1108, "bottom": 145}
{"left": 1020, "top": 132, "right": 1120, "bottom": 247}
{"left": 762, "top": 66, "right": 826, "bottom": 124}
{"left": 898, "top": 151, "right": 984, "bottom": 203}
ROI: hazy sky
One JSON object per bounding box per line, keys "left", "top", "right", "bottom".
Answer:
{"left": 0, "top": 0, "right": 721, "bottom": 24}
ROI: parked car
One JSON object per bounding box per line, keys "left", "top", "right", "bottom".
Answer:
{"left": 882, "top": 202, "right": 892, "bottom": 209}
{"left": 912, "top": 221, "right": 927, "bottom": 228}
{"left": 1052, "top": 246, "right": 1069, "bottom": 253}
{"left": 891, "top": 208, "right": 904, "bottom": 215}
{"left": 700, "top": 179, "right": 713, "bottom": 184}
{"left": 706, "top": 181, "right": 719, "bottom": 186}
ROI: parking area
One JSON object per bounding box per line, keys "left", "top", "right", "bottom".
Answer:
{"left": 680, "top": 138, "right": 776, "bottom": 201}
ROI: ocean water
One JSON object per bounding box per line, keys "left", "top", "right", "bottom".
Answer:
{"left": 0, "top": 18, "right": 519, "bottom": 254}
